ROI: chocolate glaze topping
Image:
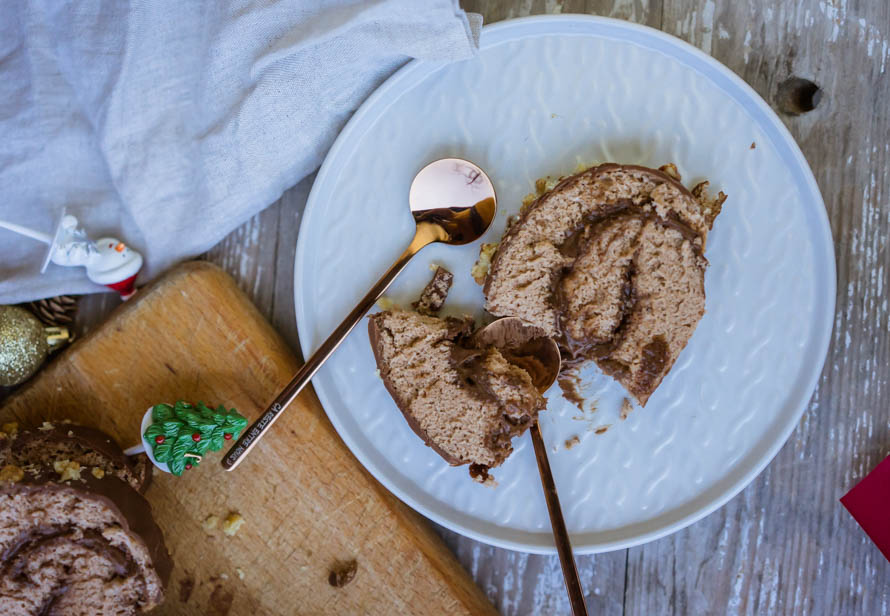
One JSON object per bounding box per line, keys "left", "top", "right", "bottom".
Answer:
{"left": 6, "top": 424, "right": 151, "bottom": 493}
{"left": 1, "top": 472, "right": 172, "bottom": 588}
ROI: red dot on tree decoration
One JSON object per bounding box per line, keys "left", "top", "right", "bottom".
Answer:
{"left": 185, "top": 463, "right": 192, "bottom": 470}
{"left": 224, "top": 433, "right": 233, "bottom": 440}
{"left": 155, "top": 435, "right": 165, "bottom": 444}
{"left": 191, "top": 433, "right": 201, "bottom": 442}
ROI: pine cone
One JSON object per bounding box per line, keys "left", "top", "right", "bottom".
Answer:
{"left": 25, "top": 296, "right": 78, "bottom": 327}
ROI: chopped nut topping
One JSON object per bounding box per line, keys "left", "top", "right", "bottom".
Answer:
{"left": 222, "top": 512, "right": 244, "bottom": 536}
{"left": 521, "top": 191, "right": 537, "bottom": 210}
{"left": 375, "top": 297, "right": 395, "bottom": 311}
{"left": 53, "top": 459, "right": 82, "bottom": 482}
{"left": 0, "top": 465, "right": 24, "bottom": 483}
{"left": 91, "top": 467, "right": 106, "bottom": 479}
{"left": 202, "top": 515, "right": 220, "bottom": 533}
{"left": 471, "top": 242, "right": 499, "bottom": 285}
{"left": 658, "top": 163, "right": 681, "bottom": 180}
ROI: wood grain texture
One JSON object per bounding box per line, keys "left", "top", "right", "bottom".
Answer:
{"left": 624, "top": 1, "right": 890, "bottom": 615}
{"left": 5, "top": 262, "right": 496, "bottom": 616}
{"left": 70, "top": 1, "right": 890, "bottom": 614}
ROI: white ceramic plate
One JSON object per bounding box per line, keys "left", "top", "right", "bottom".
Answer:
{"left": 294, "top": 16, "right": 835, "bottom": 554}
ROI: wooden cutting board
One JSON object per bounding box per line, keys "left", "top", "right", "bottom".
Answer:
{"left": 0, "top": 261, "right": 496, "bottom": 616}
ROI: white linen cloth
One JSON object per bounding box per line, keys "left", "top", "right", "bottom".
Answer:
{"left": 0, "top": 0, "right": 480, "bottom": 302}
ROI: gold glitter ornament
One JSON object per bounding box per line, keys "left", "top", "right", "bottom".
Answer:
{"left": 0, "top": 306, "right": 69, "bottom": 386}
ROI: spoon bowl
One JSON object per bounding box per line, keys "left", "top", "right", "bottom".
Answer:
{"left": 475, "top": 316, "right": 561, "bottom": 393}
{"left": 409, "top": 158, "right": 497, "bottom": 245}
{"left": 223, "top": 158, "right": 496, "bottom": 470}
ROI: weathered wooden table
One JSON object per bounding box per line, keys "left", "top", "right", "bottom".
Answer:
{"left": 74, "top": 2, "right": 890, "bottom": 614}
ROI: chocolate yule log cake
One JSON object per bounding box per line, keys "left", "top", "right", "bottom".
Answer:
{"left": 369, "top": 269, "right": 547, "bottom": 483}
{"left": 369, "top": 309, "right": 546, "bottom": 483}
{"left": 0, "top": 423, "right": 170, "bottom": 615}
{"left": 483, "top": 163, "right": 726, "bottom": 406}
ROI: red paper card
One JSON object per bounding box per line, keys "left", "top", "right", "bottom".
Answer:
{"left": 841, "top": 454, "right": 890, "bottom": 562}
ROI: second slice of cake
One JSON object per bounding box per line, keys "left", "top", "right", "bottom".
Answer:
{"left": 369, "top": 309, "right": 545, "bottom": 483}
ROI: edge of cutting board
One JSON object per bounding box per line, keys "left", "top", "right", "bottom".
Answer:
{"left": 1, "top": 261, "right": 497, "bottom": 616}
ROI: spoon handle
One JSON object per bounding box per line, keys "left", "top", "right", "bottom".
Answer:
{"left": 530, "top": 423, "right": 589, "bottom": 616}
{"left": 222, "top": 235, "right": 428, "bottom": 470}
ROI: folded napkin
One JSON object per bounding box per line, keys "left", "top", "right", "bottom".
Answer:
{"left": 0, "top": 0, "right": 480, "bottom": 303}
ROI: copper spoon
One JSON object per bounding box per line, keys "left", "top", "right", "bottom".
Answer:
{"left": 476, "top": 317, "right": 589, "bottom": 616}
{"left": 223, "top": 158, "right": 497, "bottom": 470}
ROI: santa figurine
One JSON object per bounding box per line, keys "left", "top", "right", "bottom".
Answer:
{"left": 0, "top": 211, "right": 143, "bottom": 299}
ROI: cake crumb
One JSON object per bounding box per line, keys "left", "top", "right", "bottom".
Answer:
{"left": 222, "top": 512, "right": 245, "bottom": 536}
{"left": 203, "top": 514, "right": 220, "bottom": 533}
{"left": 328, "top": 560, "right": 358, "bottom": 588}
{"left": 594, "top": 425, "right": 611, "bottom": 435}
{"left": 53, "top": 459, "right": 82, "bottom": 481}
{"left": 564, "top": 435, "right": 581, "bottom": 450}
{"left": 236, "top": 568, "right": 245, "bottom": 580}
{"left": 559, "top": 373, "right": 586, "bottom": 412}
{"left": 38, "top": 421, "right": 54, "bottom": 431}
{"left": 412, "top": 266, "right": 453, "bottom": 316}
{"left": 376, "top": 297, "right": 395, "bottom": 311}
{"left": 691, "top": 181, "right": 727, "bottom": 228}
{"left": 0, "top": 465, "right": 24, "bottom": 483}
{"left": 750, "top": 142, "right": 756, "bottom": 149}
{"left": 91, "top": 467, "right": 106, "bottom": 479}
{"left": 620, "top": 398, "right": 633, "bottom": 421}
{"left": 471, "top": 242, "right": 499, "bottom": 284}
{"left": 469, "top": 463, "right": 499, "bottom": 487}
{"left": 471, "top": 473, "right": 498, "bottom": 488}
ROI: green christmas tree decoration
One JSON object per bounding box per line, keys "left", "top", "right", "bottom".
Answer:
{"left": 144, "top": 400, "right": 248, "bottom": 476}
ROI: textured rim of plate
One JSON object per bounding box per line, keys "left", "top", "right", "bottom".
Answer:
{"left": 294, "top": 15, "right": 836, "bottom": 554}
